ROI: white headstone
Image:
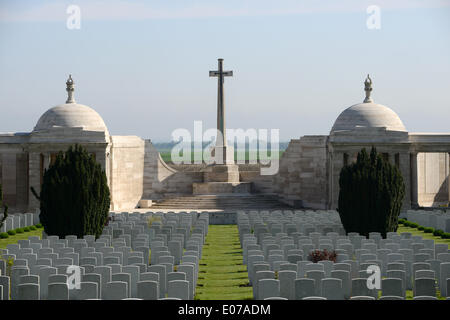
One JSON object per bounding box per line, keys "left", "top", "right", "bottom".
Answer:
{"left": 167, "top": 280, "right": 190, "bottom": 300}
{"left": 137, "top": 280, "right": 159, "bottom": 300}
{"left": 258, "top": 279, "right": 280, "bottom": 300}
{"left": 294, "top": 278, "right": 316, "bottom": 300}
{"left": 17, "top": 283, "right": 39, "bottom": 300}
{"left": 104, "top": 281, "right": 128, "bottom": 300}
{"left": 48, "top": 283, "right": 69, "bottom": 300}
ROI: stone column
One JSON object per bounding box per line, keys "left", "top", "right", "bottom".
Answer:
{"left": 43, "top": 153, "right": 50, "bottom": 171}
{"left": 28, "top": 152, "right": 41, "bottom": 212}
{"left": 327, "top": 152, "right": 334, "bottom": 209}
{"left": 399, "top": 152, "right": 411, "bottom": 210}
{"left": 410, "top": 152, "right": 419, "bottom": 209}
{"left": 331, "top": 151, "right": 344, "bottom": 210}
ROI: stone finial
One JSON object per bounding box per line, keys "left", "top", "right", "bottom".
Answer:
{"left": 363, "top": 74, "right": 373, "bottom": 103}
{"left": 66, "top": 74, "right": 76, "bottom": 104}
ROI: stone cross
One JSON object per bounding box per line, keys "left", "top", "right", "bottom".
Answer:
{"left": 209, "top": 58, "right": 233, "bottom": 147}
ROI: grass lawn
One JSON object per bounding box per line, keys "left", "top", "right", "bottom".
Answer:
{"left": 397, "top": 225, "right": 450, "bottom": 249}
{"left": 0, "top": 229, "right": 43, "bottom": 249}
{"left": 195, "top": 225, "right": 253, "bottom": 300}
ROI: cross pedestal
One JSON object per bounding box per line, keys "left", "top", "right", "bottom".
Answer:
{"left": 204, "top": 163, "right": 239, "bottom": 183}
{"left": 207, "top": 144, "right": 239, "bottom": 182}
{"left": 212, "top": 145, "right": 235, "bottom": 165}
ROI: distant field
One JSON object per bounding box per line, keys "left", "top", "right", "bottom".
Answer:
{"left": 159, "top": 150, "right": 285, "bottom": 164}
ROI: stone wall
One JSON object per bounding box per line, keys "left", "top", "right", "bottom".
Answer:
{"left": 267, "top": 136, "right": 328, "bottom": 208}
{"left": 0, "top": 142, "right": 30, "bottom": 212}
{"left": 242, "top": 136, "right": 329, "bottom": 209}
{"left": 110, "top": 136, "right": 145, "bottom": 210}
{"left": 142, "top": 140, "right": 203, "bottom": 200}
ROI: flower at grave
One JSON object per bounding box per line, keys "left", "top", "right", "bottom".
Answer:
{"left": 308, "top": 249, "right": 338, "bottom": 263}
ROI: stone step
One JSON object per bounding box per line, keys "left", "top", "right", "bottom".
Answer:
{"left": 150, "top": 194, "right": 293, "bottom": 210}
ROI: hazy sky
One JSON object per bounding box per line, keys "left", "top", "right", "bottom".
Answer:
{"left": 1, "top": 0, "right": 449, "bottom": 142}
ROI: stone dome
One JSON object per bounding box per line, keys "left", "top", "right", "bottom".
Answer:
{"left": 33, "top": 75, "right": 109, "bottom": 134}
{"left": 34, "top": 103, "right": 109, "bottom": 133}
{"left": 331, "top": 75, "right": 406, "bottom": 133}
{"left": 331, "top": 102, "right": 406, "bottom": 133}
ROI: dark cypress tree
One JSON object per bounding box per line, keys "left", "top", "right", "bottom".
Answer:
{"left": 31, "top": 144, "right": 110, "bottom": 238}
{"left": 0, "top": 184, "right": 9, "bottom": 229}
{"left": 338, "top": 147, "right": 405, "bottom": 238}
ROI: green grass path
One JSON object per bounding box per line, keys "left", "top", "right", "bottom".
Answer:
{"left": 195, "top": 225, "right": 253, "bottom": 300}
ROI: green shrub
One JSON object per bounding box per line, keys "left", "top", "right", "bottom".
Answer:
{"left": 35, "top": 223, "right": 43, "bottom": 229}
{"left": 0, "top": 232, "right": 9, "bottom": 239}
{"left": 31, "top": 144, "right": 110, "bottom": 238}
{"left": 418, "top": 226, "right": 425, "bottom": 231}
{"left": 7, "top": 230, "right": 16, "bottom": 236}
{"left": 30, "top": 226, "right": 37, "bottom": 231}
{"left": 15, "top": 228, "right": 24, "bottom": 234}
{"left": 442, "top": 233, "right": 450, "bottom": 239}
{"left": 23, "top": 227, "right": 30, "bottom": 232}
{"left": 409, "top": 223, "right": 419, "bottom": 228}
{"left": 423, "top": 227, "right": 434, "bottom": 233}
{"left": 433, "top": 229, "right": 444, "bottom": 237}
{"left": 398, "top": 218, "right": 406, "bottom": 224}
{"left": 338, "top": 147, "right": 405, "bottom": 238}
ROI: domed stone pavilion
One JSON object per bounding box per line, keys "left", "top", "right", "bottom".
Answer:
{"left": 0, "top": 75, "right": 145, "bottom": 211}
{"left": 269, "top": 75, "right": 450, "bottom": 210}
{"left": 326, "top": 75, "right": 449, "bottom": 209}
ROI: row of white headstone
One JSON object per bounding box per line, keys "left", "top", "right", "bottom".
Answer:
{"left": 0, "top": 211, "right": 209, "bottom": 300}
{"left": 0, "top": 212, "right": 39, "bottom": 233}
{"left": 237, "top": 210, "right": 450, "bottom": 300}
{"left": 403, "top": 210, "right": 450, "bottom": 232}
